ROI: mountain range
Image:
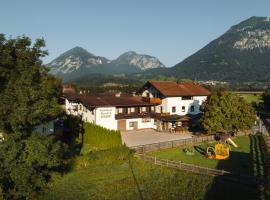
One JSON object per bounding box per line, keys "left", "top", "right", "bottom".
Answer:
{"left": 47, "top": 47, "right": 165, "bottom": 81}
{"left": 47, "top": 16, "right": 270, "bottom": 83}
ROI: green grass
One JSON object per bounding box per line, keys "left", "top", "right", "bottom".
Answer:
{"left": 41, "top": 147, "right": 260, "bottom": 200}
{"left": 236, "top": 93, "right": 262, "bottom": 104}
{"left": 147, "top": 136, "right": 264, "bottom": 176}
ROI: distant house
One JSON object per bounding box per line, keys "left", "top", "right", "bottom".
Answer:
{"left": 64, "top": 81, "right": 210, "bottom": 132}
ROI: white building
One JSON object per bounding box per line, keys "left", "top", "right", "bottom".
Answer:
{"left": 65, "top": 94, "right": 157, "bottom": 131}
{"left": 64, "top": 81, "right": 210, "bottom": 132}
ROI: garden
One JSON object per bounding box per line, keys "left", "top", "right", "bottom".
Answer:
{"left": 147, "top": 135, "right": 265, "bottom": 177}
{"left": 39, "top": 122, "right": 266, "bottom": 200}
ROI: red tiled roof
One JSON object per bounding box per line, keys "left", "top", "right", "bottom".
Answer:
{"left": 147, "top": 81, "right": 211, "bottom": 97}
{"left": 65, "top": 93, "right": 156, "bottom": 108}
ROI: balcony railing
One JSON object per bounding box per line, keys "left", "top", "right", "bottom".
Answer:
{"left": 141, "top": 97, "right": 162, "bottom": 104}
{"left": 115, "top": 112, "right": 153, "bottom": 120}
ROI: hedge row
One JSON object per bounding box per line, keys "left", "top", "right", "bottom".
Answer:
{"left": 82, "top": 122, "right": 122, "bottom": 151}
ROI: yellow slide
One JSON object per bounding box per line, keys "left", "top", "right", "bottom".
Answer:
{"left": 227, "top": 137, "right": 238, "bottom": 148}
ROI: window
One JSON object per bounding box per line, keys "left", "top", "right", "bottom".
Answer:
{"left": 116, "top": 108, "right": 123, "bottom": 114}
{"left": 140, "top": 107, "right": 146, "bottom": 112}
{"left": 191, "top": 106, "right": 195, "bottom": 112}
{"left": 128, "top": 107, "right": 135, "bottom": 114}
{"left": 129, "top": 122, "right": 135, "bottom": 127}
{"left": 160, "top": 106, "right": 163, "bottom": 113}
{"left": 172, "top": 106, "right": 176, "bottom": 113}
{"left": 146, "top": 92, "right": 150, "bottom": 98}
{"left": 151, "top": 106, "right": 155, "bottom": 112}
{"left": 182, "top": 106, "right": 185, "bottom": 112}
{"left": 142, "top": 118, "right": 151, "bottom": 123}
{"left": 182, "top": 96, "right": 193, "bottom": 100}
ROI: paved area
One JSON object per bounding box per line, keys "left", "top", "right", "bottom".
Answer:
{"left": 121, "top": 129, "right": 192, "bottom": 147}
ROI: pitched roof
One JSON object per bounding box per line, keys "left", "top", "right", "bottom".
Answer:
{"left": 65, "top": 93, "right": 156, "bottom": 108}
{"left": 146, "top": 81, "right": 211, "bottom": 97}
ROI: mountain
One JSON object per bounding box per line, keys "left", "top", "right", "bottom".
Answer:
{"left": 47, "top": 48, "right": 165, "bottom": 81}
{"left": 166, "top": 16, "right": 270, "bottom": 81}
{"left": 112, "top": 51, "right": 165, "bottom": 70}
{"left": 48, "top": 47, "right": 109, "bottom": 75}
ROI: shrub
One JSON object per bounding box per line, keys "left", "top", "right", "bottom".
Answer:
{"left": 81, "top": 123, "right": 122, "bottom": 151}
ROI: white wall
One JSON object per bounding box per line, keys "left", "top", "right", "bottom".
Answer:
{"left": 125, "top": 118, "right": 154, "bottom": 131}
{"left": 95, "top": 107, "right": 118, "bottom": 130}
{"left": 161, "top": 96, "right": 208, "bottom": 116}
{"left": 65, "top": 99, "right": 80, "bottom": 116}
{"left": 81, "top": 109, "right": 95, "bottom": 123}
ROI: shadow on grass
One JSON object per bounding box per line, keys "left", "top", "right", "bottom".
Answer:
{"left": 203, "top": 135, "right": 269, "bottom": 200}
{"left": 128, "top": 157, "right": 144, "bottom": 200}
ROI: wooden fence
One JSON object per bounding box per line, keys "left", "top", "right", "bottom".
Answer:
{"left": 135, "top": 153, "right": 265, "bottom": 186}
{"left": 135, "top": 153, "right": 228, "bottom": 176}
{"left": 130, "top": 135, "right": 215, "bottom": 153}
{"left": 130, "top": 132, "right": 252, "bottom": 153}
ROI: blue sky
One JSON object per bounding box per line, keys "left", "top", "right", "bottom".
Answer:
{"left": 1, "top": 0, "right": 270, "bottom": 66}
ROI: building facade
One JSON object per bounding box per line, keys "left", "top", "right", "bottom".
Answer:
{"left": 64, "top": 81, "right": 210, "bottom": 132}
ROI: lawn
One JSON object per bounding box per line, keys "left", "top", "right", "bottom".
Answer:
{"left": 236, "top": 93, "right": 262, "bottom": 104}
{"left": 40, "top": 147, "right": 260, "bottom": 200}
{"left": 147, "top": 135, "right": 264, "bottom": 176}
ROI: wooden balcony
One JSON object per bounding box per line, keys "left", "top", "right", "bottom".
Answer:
{"left": 115, "top": 112, "right": 153, "bottom": 120}
{"left": 141, "top": 97, "right": 162, "bottom": 104}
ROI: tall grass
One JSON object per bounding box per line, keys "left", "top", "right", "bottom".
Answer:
{"left": 81, "top": 122, "right": 122, "bottom": 152}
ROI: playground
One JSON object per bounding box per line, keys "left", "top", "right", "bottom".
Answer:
{"left": 147, "top": 135, "right": 265, "bottom": 176}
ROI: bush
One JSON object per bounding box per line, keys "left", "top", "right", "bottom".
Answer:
{"left": 81, "top": 123, "right": 122, "bottom": 151}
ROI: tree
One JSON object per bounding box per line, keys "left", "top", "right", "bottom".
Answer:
{"left": 0, "top": 133, "right": 67, "bottom": 199}
{"left": 262, "top": 89, "right": 270, "bottom": 112}
{"left": 200, "top": 91, "right": 256, "bottom": 134}
{"left": 0, "top": 34, "right": 62, "bottom": 134}
{"left": 0, "top": 35, "right": 67, "bottom": 199}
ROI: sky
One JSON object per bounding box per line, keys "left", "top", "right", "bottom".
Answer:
{"left": 1, "top": 0, "right": 270, "bottom": 66}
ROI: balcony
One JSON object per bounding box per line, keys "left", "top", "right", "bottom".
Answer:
{"left": 141, "top": 97, "right": 162, "bottom": 104}
{"left": 115, "top": 112, "right": 153, "bottom": 120}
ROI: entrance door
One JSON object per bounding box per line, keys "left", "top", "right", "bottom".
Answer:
{"left": 117, "top": 120, "right": 126, "bottom": 131}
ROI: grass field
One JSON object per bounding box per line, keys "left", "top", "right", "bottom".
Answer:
{"left": 40, "top": 120, "right": 268, "bottom": 200}
{"left": 147, "top": 136, "right": 264, "bottom": 176}
{"left": 41, "top": 147, "right": 260, "bottom": 200}
{"left": 235, "top": 93, "right": 262, "bottom": 104}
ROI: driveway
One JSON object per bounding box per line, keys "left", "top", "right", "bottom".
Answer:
{"left": 121, "top": 129, "right": 192, "bottom": 147}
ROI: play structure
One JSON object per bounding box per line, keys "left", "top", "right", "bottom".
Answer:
{"left": 206, "top": 136, "right": 238, "bottom": 160}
